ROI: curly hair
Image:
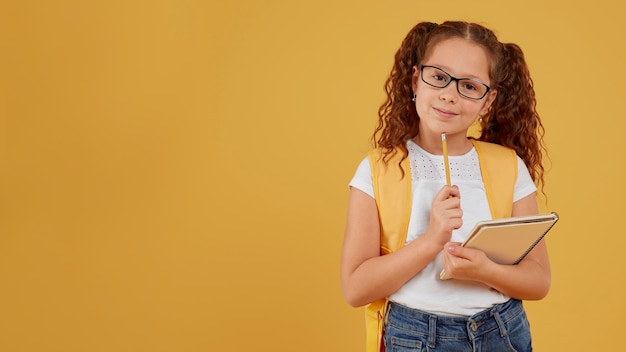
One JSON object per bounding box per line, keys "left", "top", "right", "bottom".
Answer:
{"left": 372, "top": 21, "right": 546, "bottom": 189}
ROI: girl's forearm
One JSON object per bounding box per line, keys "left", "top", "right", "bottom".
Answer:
{"left": 342, "top": 237, "right": 442, "bottom": 307}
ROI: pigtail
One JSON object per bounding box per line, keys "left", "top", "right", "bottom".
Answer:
{"left": 372, "top": 22, "right": 435, "bottom": 166}
{"left": 480, "top": 43, "right": 546, "bottom": 189}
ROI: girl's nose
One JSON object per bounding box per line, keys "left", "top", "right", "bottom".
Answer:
{"left": 439, "top": 82, "right": 459, "bottom": 103}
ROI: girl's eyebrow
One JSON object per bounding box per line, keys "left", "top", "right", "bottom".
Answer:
{"left": 426, "top": 64, "right": 489, "bottom": 83}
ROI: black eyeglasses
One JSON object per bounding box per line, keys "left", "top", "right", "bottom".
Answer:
{"left": 419, "top": 65, "right": 491, "bottom": 100}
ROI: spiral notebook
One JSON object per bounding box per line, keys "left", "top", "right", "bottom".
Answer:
{"left": 439, "top": 212, "right": 559, "bottom": 280}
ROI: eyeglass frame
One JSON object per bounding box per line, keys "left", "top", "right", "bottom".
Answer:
{"left": 418, "top": 65, "right": 492, "bottom": 100}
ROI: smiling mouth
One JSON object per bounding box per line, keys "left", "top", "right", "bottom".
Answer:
{"left": 434, "top": 107, "right": 457, "bottom": 117}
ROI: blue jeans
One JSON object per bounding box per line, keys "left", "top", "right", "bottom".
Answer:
{"left": 383, "top": 299, "right": 532, "bottom": 351}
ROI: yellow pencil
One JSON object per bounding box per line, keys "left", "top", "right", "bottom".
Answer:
{"left": 440, "top": 133, "right": 452, "bottom": 280}
{"left": 441, "top": 133, "right": 451, "bottom": 186}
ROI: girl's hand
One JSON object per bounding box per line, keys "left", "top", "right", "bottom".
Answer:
{"left": 424, "top": 185, "right": 462, "bottom": 247}
{"left": 441, "top": 242, "right": 492, "bottom": 281}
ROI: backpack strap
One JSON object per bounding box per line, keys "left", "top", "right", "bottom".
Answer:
{"left": 470, "top": 140, "right": 518, "bottom": 219}
{"left": 365, "top": 148, "right": 411, "bottom": 352}
{"left": 368, "top": 148, "right": 412, "bottom": 255}
{"left": 364, "top": 140, "right": 518, "bottom": 352}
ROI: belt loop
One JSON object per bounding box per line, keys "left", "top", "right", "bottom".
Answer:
{"left": 492, "top": 308, "right": 509, "bottom": 337}
{"left": 428, "top": 315, "right": 437, "bottom": 348}
{"left": 383, "top": 300, "right": 391, "bottom": 326}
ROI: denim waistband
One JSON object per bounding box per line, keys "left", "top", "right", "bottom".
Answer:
{"left": 386, "top": 299, "right": 524, "bottom": 339}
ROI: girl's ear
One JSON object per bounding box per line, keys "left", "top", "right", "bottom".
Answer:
{"left": 480, "top": 90, "right": 498, "bottom": 115}
{"left": 411, "top": 66, "right": 419, "bottom": 93}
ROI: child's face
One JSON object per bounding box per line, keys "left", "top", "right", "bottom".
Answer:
{"left": 412, "top": 37, "right": 497, "bottom": 139}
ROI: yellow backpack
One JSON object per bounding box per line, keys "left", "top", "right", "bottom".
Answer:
{"left": 365, "top": 140, "right": 518, "bottom": 352}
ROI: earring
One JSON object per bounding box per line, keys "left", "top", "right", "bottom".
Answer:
{"left": 411, "top": 94, "right": 416, "bottom": 102}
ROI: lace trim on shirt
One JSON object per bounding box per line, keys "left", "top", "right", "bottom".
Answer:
{"left": 407, "top": 140, "right": 483, "bottom": 182}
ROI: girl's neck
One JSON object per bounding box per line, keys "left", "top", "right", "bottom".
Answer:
{"left": 412, "top": 133, "right": 473, "bottom": 156}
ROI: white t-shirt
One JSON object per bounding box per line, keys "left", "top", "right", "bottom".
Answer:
{"left": 349, "top": 140, "right": 537, "bottom": 316}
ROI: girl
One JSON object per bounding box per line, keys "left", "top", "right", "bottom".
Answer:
{"left": 341, "top": 21, "right": 549, "bottom": 351}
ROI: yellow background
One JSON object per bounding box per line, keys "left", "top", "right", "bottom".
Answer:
{"left": 1, "top": 0, "right": 624, "bottom": 351}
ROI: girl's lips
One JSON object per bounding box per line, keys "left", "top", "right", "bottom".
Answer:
{"left": 434, "top": 107, "right": 458, "bottom": 118}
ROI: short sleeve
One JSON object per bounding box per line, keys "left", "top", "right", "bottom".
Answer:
{"left": 513, "top": 156, "right": 537, "bottom": 202}
{"left": 348, "top": 157, "right": 375, "bottom": 199}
